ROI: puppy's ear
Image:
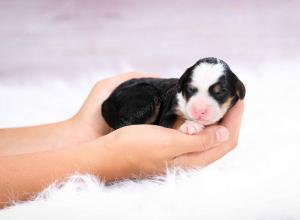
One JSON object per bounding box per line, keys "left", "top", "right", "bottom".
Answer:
{"left": 235, "top": 78, "right": 246, "bottom": 99}
{"left": 230, "top": 71, "right": 245, "bottom": 99}
{"left": 177, "top": 67, "right": 192, "bottom": 92}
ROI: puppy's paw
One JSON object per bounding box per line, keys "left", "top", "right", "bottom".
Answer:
{"left": 179, "top": 120, "right": 204, "bottom": 135}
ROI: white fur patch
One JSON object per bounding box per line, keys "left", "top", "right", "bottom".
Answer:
{"left": 176, "top": 93, "right": 189, "bottom": 118}
{"left": 191, "top": 62, "right": 225, "bottom": 93}
{"left": 177, "top": 62, "right": 225, "bottom": 124}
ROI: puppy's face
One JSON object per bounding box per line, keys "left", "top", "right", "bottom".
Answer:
{"left": 177, "top": 57, "right": 245, "bottom": 125}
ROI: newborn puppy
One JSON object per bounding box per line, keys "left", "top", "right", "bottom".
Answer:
{"left": 101, "top": 57, "right": 245, "bottom": 134}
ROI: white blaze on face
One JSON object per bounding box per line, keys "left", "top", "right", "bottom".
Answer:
{"left": 177, "top": 62, "right": 225, "bottom": 125}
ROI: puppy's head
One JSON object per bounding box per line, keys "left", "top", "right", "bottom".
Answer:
{"left": 177, "top": 57, "right": 245, "bottom": 125}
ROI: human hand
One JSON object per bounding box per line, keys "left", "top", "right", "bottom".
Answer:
{"left": 173, "top": 100, "right": 245, "bottom": 167}
{"left": 0, "top": 72, "right": 158, "bottom": 156}
{"left": 70, "top": 72, "right": 159, "bottom": 142}
{"left": 0, "top": 100, "right": 243, "bottom": 205}
{"left": 95, "top": 101, "right": 244, "bottom": 180}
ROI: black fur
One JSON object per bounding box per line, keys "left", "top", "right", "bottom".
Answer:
{"left": 102, "top": 78, "right": 179, "bottom": 129}
{"left": 177, "top": 66, "right": 198, "bottom": 101}
{"left": 101, "top": 57, "right": 245, "bottom": 130}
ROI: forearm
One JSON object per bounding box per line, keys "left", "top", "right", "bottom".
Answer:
{"left": 0, "top": 136, "right": 116, "bottom": 207}
{"left": 0, "top": 118, "right": 95, "bottom": 156}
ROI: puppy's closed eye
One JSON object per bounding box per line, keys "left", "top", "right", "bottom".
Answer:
{"left": 209, "top": 84, "right": 229, "bottom": 102}
{"left": 212, "top": 84, "right": 221, "bottom": 93}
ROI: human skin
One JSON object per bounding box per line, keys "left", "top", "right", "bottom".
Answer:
{"left": 0, "top": 72, "right": 244, "bottom": 207}
{"left": 0, "top": 73, "right": 154, "bottom": 156}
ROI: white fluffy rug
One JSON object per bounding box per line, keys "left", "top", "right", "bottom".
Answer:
{"left": 0, "top": 62, "right": 300, "bottom": 219}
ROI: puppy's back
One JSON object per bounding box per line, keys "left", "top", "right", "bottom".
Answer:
{"left": 102, "top": 78, "right": 177, "bottom": 129}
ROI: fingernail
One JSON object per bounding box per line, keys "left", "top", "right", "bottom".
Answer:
{"left": 216, "top": 127, "right": 229, "bottom": 142}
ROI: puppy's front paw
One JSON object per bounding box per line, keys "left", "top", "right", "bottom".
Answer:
{"left": 179, "top": 120, "right": 204, "bottom": 135}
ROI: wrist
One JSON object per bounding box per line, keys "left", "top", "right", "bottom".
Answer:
{"left": 69, "top": 111, "right": 112, "bottom": 143}
{"left": 66, "top": 115, "right": 101, "bottom": 143}
{"left": 90, "top": 133, "right": 137, "bottom": 182}
{"left": 87, "top": 135, "right": 122, "bottom": 182}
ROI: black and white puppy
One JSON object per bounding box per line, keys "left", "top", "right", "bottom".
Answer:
{"left": 101, "top": 57, "right": 245, "bottom": 135}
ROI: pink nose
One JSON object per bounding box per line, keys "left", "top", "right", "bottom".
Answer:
{"left": 192, "top": 107, "right": 207, "bottom": 119}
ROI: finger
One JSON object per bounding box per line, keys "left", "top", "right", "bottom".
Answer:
{"left": 168, "top": 125, "right": 229, "bottom": 157}
{"left": 221, "top": 100, "right": 244, "bottom": 128}
{"left": 117, "top": 72, "right": 160, "bottom": 81}
{"left": 170, "top": 151, "right": 208, "bottom": 168}
{"left": 94, "top": 72, "right": 155, "bottom": 96}
{"left": 219, "top": 100, "right": 245, "bottom": 145}
{"left": 103, "top": 72, "right": 160, "bottom": 91}
{"left": 171, "top": 148, "right": 227, "bottom": 168}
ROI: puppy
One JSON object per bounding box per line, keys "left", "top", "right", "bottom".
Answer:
{"left": 101, "top": 57, "right": 245, "bottom": 134}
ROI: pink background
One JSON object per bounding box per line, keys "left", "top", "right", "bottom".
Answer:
{"left": 1, "top": 0, "right": 299, "bottom": 82}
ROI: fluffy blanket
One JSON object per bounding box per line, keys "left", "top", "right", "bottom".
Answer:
{"left": 0, "top": 63, "right": 299, "bottom": 219}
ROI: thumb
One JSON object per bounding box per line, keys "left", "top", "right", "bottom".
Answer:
{"left": 171, "top": 125, "right": 230, "bottom": 156}
{"left": 217, "top": 126, "right": 230, "bottom": 142}
{"left": 170, "top": 126, "right": 230, "bottom": 168}
{"left": 200, "top": 126, "right": 230, "bottom": 150}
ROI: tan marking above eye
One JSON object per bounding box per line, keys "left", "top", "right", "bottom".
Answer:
{"left": 213, "top": 84, "right": 221, "bottom": 93}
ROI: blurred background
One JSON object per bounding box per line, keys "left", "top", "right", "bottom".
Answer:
{"left": 0, "top": 0, "right": 299, "bottom": 82}
{"left": 0, "top": 0, "right": 299, "bottom": 125}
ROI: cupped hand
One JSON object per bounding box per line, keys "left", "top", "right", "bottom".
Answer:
{"left": 69, "top": 71, "right": 244, "bottom": 179}
{"left": 98, "top": 101, "right": 244, "bottom": 180}
{"left": 172, "top": 100, "right": 245, "bottom": 167}
{"left": 70, "top": 72, "right": 159, "bottom": 142}
{"left": 101, "top": 125, "right": 228, "bottom": 179}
